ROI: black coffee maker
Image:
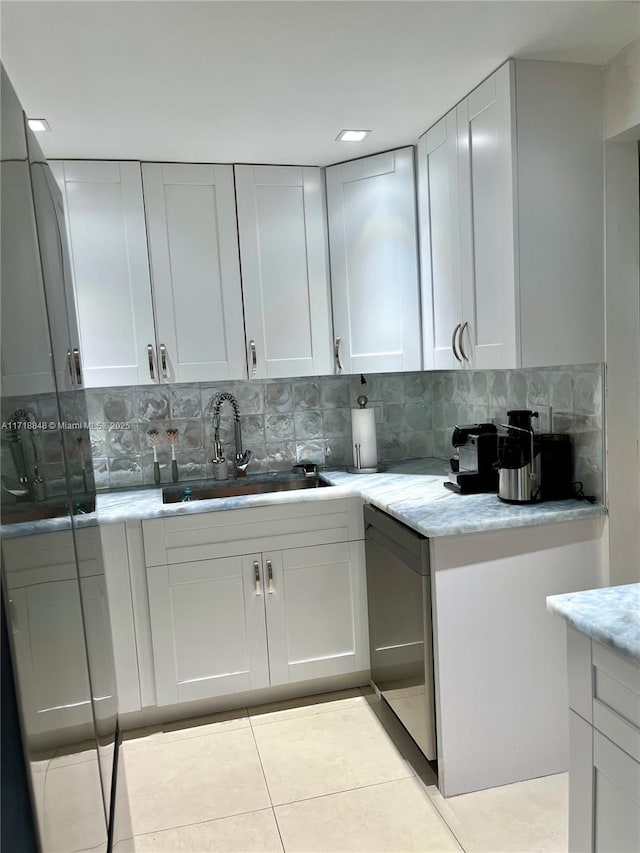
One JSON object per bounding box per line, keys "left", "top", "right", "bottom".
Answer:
{"left": 444, "top": 423, "right": 498, "bottom": 494}
{"left": 497, "top": 410, "right": 575, "bottom": 503}
{"left": 497, "top": 410, "right": 541, "bottom": 503}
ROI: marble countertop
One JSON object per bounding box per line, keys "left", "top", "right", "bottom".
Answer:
{"left": 547, "top": 583, "right": 640, "bottom": 663}
{"left": 321, "top": 461, "right": 605, "bottom": 538}
{"left": 1, "top": 458, "right": 605, "bottom": 540}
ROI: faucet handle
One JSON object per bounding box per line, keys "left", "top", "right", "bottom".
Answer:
{"left": 235, "top": 449, "right": 253, "bottom": 478}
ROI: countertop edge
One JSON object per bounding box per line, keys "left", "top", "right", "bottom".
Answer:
{"left": 547, "top": 585, "right": 640, "bottom": 664}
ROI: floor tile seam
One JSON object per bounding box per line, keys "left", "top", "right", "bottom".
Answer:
{"left": 248, "top": 720, "right": 277, "bottom": 810}
{"left": 270, "top": 771, "right": 418, "bottom": 809}
{"left": 419, "top": 787, "right": 468, "bottom": 851}
{"left": 130, "top": 805, "right": 276, "bottom": 840}
{"left": 248, "top": 701, "right": 381, "bottom": 729}
{"left": 270, "top": 805, "right": 287, "bottom": 853}
{"left": 121, "top": 721, "right": 253, "bottom": 750}
{"left": 121, "top": 708, "right": 251, "bottom": 739}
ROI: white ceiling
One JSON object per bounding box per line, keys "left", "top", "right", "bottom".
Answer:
{"left": 2, "top": 1, "right": 639, "bottom": 166}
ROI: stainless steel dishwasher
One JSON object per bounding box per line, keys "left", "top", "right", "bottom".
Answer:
{"left": 364, "top": 503, "right": 437, "bottom": 761}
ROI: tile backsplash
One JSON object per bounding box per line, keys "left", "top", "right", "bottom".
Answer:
{"left": 84, "top": 364, "right": 605, "bottom": 500}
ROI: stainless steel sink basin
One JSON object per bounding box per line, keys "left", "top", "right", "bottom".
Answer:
{"left": 162, "top": 472, "right": 330, "bottom": 503}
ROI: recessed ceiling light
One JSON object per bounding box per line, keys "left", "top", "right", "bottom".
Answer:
{"left": 28, "top": 118, "right": 51, "bottom": 132}
{"left": 336, "top": 129, "right": 370, "bottom": 142}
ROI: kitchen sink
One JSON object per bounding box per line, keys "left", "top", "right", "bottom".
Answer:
{"left": 162, "top": 471, "right": 331, "bottom": 503}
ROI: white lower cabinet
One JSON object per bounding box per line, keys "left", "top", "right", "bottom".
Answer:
{"left": 105, "top": 498, "right": 369, "bottom": 712}
{"left": 148, "top": 554, "right": 270, "bottom": 705}
{"left": 262, "top": 541, "right": 367, "bottom": 686}
{"left": 566, "top": 628, "right": 640, "bottom": 853}
{"left": 146, "top": 539, "right": 366, "bottom": 706}
{"left": 2, "top": 529, "right": 110, "bottom": 743}
{"left": 431, "top": 516, "right": 606, "bottom": 797}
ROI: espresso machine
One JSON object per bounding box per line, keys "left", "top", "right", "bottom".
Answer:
{"left": 444, "top": 423, "right": 498, "bottom": 494}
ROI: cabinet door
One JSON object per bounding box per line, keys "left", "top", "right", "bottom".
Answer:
{"left": 142, "top": 163, "right": 246, "bottom": 383}
{"left": 7, "top": 580, "right": 97, "bottom": 737}
{"left": 418, "top": 111, "right": 463, "bottom": 370}
{"left": 146, "top": 555, "right": 270, "bottom": 705}
{"left": 457, "top": 64, "right": 518, "bottom": 369}
{"left": 29, "top": 160, "right": 77, "bottom": 392}
{"left": 264, "top": 541, "right": 368, "bottom": 685}
{"left": 326, "top": 148, "right": 421, "bottom": 374}
{"left": 593, "top": 730, "right": 640, "bottom": 852}
{"left": 51, "top": 161, "right": 157, "bottom": 387}
{"left": 0, "top": 160, "right": 54, "bottom": 396}
{"left": 235, "top": 165, "right": 332, "bottom": 378}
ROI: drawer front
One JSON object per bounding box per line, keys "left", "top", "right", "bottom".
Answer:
{"left": 143, "top": 497, "right": 363, "bottom": 566}
{"left": 593, "top": 642, "right": 640, "bottom": 721}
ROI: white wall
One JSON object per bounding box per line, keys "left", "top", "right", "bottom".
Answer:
{"left": 603, "top": 37, "right": 640, "bottom": 141}
{"left": 602, "top": 37, "right": 640, "bottom": 585}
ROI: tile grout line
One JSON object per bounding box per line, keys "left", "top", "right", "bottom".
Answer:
{"left": 248, "top": 717, "right": 287, "bottom": 853}
{"left": 246, "top": 689, "right": 376, "bottom": 728}
{"left": 265, "top": 772, "right": 419, "bottom": 809}
{"left": 121, "top": 712, "right": 252, "bottom": 749}
{"left": 126, "top": 805, "right": 279, "bottom": 845}
{"left": 419, "top": 787, "right": 467, "bottom": 853}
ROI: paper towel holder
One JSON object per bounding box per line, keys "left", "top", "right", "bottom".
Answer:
{"left": 347, "top": 393, "right": 385, "bottom": 474}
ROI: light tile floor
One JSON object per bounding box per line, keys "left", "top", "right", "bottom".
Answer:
{"left": 115, "top": 688, "right": 568, "bottom": 853}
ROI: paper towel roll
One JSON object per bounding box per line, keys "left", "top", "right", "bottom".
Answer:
{"left": 351, "top": 407, "right": 378, "bottom": 469}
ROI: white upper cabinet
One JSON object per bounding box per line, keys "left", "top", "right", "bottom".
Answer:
{"left": 1, "top": 160, "right": 54, "bottom": 396}
{"left": 235, "top": 165, "right": 332, "bottom": 378}
{"left": 29, "top": 159, "right": 82, "bottom": 392}
{"left": 418, "top": 60, "right": 604, "bottom": 370}
{"left": 51, "top": 160, "right": 157, "bottom": 387}
{"left": 142, "top": 163, "right": 247, "bottom": 383}
{"left": 326, "top": 148, "right": 422, "bottom": 374}
{"left": 456, "top": 65, "right": 518, "bottom": 370}
{"left": 418, "top": 110, "right": 462, "bottom": 370}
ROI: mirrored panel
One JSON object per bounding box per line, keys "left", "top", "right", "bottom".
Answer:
{"left": 1, "top": 64, "right": 109, "bottom": 852}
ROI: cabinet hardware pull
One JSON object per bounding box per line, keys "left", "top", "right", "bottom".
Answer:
{"left": 334, "top": 337, "right": 343, "bottom": 372}
{"left": 160, "top": 343, "right": 168, "bottom": 380}
{"left": 254, "top": 560, "right": 261, "bottom": 595}
{"left": 452, "top": 324, "right": 462, "bottom": 364}
{"left": 67, "top": 349, "right": 75, "bottom": 384}
{"left": 147, "top": 344, "right": 156, "bottom": 381}
{"left": 73, "top": 348, "right": 83, "bottom": 385}
{"left": 458, "top": 322, "right": 470, "bottom": 363}
{"left": 266, "top": 560, "right": 274, "bottom": 594}
{"left": 249, "top": 340, "right": 257, "bottom": 376}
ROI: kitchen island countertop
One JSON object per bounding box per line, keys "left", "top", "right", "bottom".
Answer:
{"left": 547, "top": 583, "right": 640, "bottom": 663}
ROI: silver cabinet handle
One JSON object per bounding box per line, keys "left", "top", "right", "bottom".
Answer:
{"left": 147, "top": 344, "right": 156, "bottom": 381}
{"left": 458, "top": 321, "right": 470, "bottom": 363}
{"left": 67, "top": 349, "right": 75, "bottom": 385}
{"left": 254, "top": 560, "right": 262, "bottom": 595}
{"left": 266, "top": 559, "right": 274, "bottom": 594}
{"left": 452, "top": 324, "right": 462, "bottom": 364}
{"left": 249, "top": 340, "right": 257, "bottom": 376}
{"left": 334, "top": 337, "right": 343, "bottom": 372}
{"left": 73, "top": 348, "right": 83, "bottom": 385}
{"left": 159, "top": 343, "right": 168, "bottom": 380}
